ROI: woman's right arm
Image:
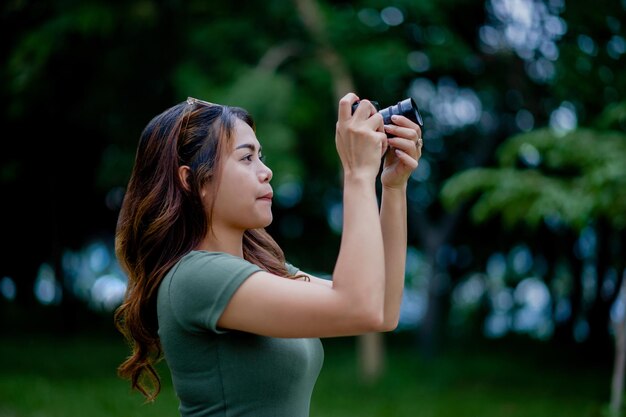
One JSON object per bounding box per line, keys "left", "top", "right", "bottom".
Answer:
{"left": 218, "top": 93, "right": 389, "bottom": 338}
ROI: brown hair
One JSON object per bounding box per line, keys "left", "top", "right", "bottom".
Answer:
{"left": 114, "top": 99, "right": 293, "bottom": 401}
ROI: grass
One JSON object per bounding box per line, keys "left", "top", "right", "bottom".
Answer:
{"left": 314, "top": 336, "right": 610, "bottom": 417}
{"left": 0, "top": 331, "right": 612, "bottom": 417}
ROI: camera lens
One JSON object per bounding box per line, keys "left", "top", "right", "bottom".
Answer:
{"left": 351, "top": 98, "right": 424, "bottom": 129}
{"left": 379, "top": 98, "right": 423, "bottom": 127}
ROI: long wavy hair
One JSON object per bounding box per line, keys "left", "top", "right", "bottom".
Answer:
{"left": 114, "top": 98, "right": 293, "bottom": 401}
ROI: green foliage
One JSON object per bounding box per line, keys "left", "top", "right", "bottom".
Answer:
{"left": 596, "top": 101, "right": 626, "bottom": 130}
{"left": 7, "top": 3, "right": 116, "bottom": 96}
{"left": 221, "top": 70, "right": 304, "bottom": 185}
{"left": 441, "top": 123, "right": 626, "bottom": 231}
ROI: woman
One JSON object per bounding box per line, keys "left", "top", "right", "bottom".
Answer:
{"left": 114, "top": 92, "right": 422, "bottom": 416}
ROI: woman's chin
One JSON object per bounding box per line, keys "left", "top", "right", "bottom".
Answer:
{"left": 254, "top": 213, "right": 273, "bottom": 229}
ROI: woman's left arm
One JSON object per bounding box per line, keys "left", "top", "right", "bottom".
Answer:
{"left": 295, "top": 115, "right": 422, "bottom": 328}
{"left": 379, "top": 115, "right": 422, "bottom": 330}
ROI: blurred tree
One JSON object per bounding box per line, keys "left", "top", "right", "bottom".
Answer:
{"left": 2, "top": 0, "right": 625, "bottom": 366}
{"left": 441, "top": 102, "right": 626, "bottom": 347}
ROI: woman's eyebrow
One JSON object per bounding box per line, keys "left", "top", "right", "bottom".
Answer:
{"left": 235, "top": 143, "right": 262, "bottom": 153}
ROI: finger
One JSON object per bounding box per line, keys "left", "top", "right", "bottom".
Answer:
{"left": 384, "top": 124, "right": 420, "bottom": 143}
{"left": 388, "top": 115, "right": 422, "bottom": 138}
{"left": 354, "top": 109, "right": 384, "bottom": 133}
{"left": 368, "top": 112, "right": 385, "bottom": 133}
{"left": 353, "top": 99, "right": 379, "bottom": 120}
{"left": 338, "top": 93, "right": 360, "bottom": 121}
{"left": 381, "top": 135, "right": 389, "bottom": 156}
{"left": 389, "top": 114, "right": 421, "bottom": 129}
{"left": 393, "top": 149, "right": 419, "bottom": 169}
{"left": 387, "top": 137, "right": 419, "bottom": 155}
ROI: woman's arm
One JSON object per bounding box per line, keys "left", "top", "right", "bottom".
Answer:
{"left": 379, "top": 186, "right": 408, "bottom": 330}
{"left": 379, "top": 115, "right": 422, "bottom": 330}
{"left": 218, "top": 93, "right": 389, "bottom": 338}
{"left": 286, "top": 116, "right": 421, "bottom": 331}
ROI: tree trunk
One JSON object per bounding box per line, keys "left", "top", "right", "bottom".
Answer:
{"left": 411, "top": 206, "right": 464, "bottom": 356}
{"left": 610, "top": 278, "right": 626, "bottom": 417}
{"left": 358, "top": 332, "right": 384, "bottom": 384}
{"left": 586, "top": 219, "right": 615, "bottom": 353}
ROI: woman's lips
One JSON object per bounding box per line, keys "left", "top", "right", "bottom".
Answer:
{"left": 258, "top": 192, "right": 273, "bottom": 202}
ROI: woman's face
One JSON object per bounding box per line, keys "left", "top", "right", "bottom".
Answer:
{"left": 207, "top": 119, "right": 274, "bottom": 232}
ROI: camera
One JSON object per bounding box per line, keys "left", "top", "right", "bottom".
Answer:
{"left": 351, "top": 98, "right": 424, "bottom": 128}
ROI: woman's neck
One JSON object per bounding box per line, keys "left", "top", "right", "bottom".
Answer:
{"left": 197, "top": 227, "right": 244, "bottom": 257}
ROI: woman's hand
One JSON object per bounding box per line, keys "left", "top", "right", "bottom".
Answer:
{"left": 335, "top": 93, "right": 387, "bottom": 182}
{"left": 380, "top": 115, "right": 423, "bottom": 189}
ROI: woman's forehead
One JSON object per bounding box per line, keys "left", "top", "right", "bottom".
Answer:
{"left": 232, "top": 119, "right": 260, "bottom": 148}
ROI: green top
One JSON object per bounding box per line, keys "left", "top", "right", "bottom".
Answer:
{"left": 157, "top": 250, "right": 324, "bottom": 417}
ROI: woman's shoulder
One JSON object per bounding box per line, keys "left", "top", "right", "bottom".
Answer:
{"left": 181, "top": 250, "right": 246, "bottom": 265}
{"left": 158, "top": 251, "right": 263, "bottom": 333}
{"left": 170, "top": 250, "right": 261, "bottom": 282}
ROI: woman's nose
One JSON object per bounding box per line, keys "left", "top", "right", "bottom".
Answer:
{"left": 259, "top": 162, "right": 272, "bottom": 182}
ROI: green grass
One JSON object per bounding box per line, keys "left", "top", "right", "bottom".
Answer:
{"left": 313, "top": 337, "right": 610, "bottom": 417}
{"left": 0, "top": 333, "right": 178, "bottom": 417}
{"left": 0, "top": 332, "right": 612, "bottom": 417}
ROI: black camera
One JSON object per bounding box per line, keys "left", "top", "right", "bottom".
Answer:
{"left": 351, "top": 98, "right": 424, "bottom": 128}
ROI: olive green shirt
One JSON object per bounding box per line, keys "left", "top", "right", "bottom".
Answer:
{"left": 157, "top": 250, "right": 324, "bottom": 417}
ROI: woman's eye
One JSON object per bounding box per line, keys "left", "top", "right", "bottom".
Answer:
{"left": 241, "top": 153, "right": 264, "bottom": 163}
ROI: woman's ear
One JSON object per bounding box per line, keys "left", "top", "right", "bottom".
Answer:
{"left": 178, "top": 165, "right": 192, "bottom": 192}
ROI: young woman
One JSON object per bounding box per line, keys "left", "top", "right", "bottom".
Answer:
{"left": 114, "top": 92, "right": 422, "bottom": 416}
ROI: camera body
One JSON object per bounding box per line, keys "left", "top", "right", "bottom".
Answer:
{"left": 351, "top": 98, "right": 424, "bottom": 128}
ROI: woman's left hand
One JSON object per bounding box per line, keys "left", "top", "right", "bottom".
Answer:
{"left": 380, "top": 115, "right": 423, "bottom": 189}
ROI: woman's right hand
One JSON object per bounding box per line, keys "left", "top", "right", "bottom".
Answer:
{"left": 335, "top": 93, "right": 387, "bottom": 182}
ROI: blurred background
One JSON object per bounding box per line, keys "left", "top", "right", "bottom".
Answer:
{"left": 1, "top": 0, "right": 625, "bottom": 416}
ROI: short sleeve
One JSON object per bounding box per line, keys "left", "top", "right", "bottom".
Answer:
{"left": 166, "top": 251, "right": 262, "bottom": 334}
{"left": 285, "top": 262, "right": 299, "bottom": 276}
